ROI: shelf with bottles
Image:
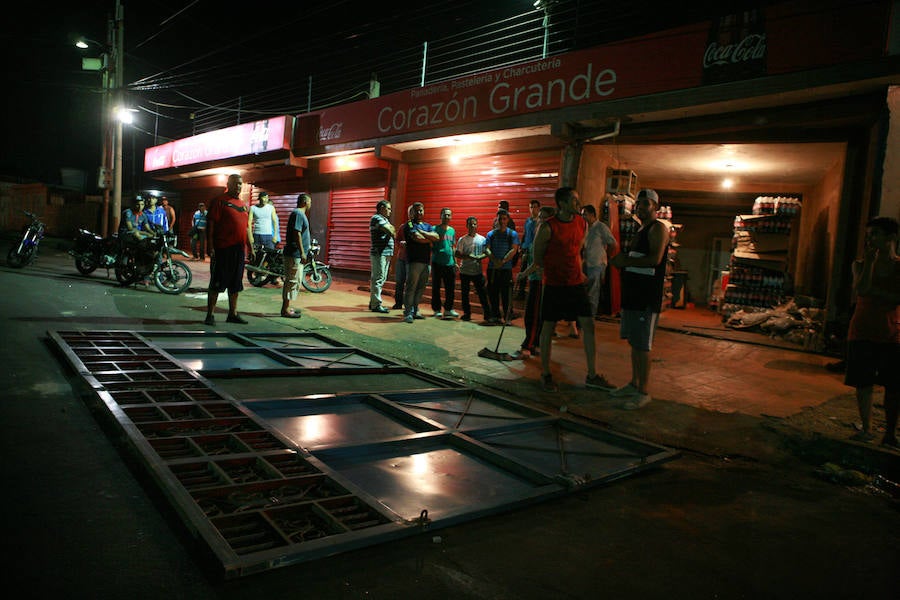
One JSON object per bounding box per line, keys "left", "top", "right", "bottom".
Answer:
{"left": 751, "top": 195, "right": 801, "bottom": 217}
{"left": 720, "top": 285, "right": 785, "bottom": 311}
{"left": 719, "top": 256, "right": 793, "bottom": 314}
{"left": 727, "top": 264, "right": 787, "bottom": 290}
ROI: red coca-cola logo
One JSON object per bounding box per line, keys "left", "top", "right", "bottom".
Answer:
{"left": 703, "top": 34, "right": 766, "bottom": 68}
{"left": 319, "top": 122, "right": 344, "bottom": 142}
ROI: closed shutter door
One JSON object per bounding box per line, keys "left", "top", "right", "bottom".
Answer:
{"left": 269, "top": 193, "right": 297, "bottom": 244}
{"left": 328, "top": 186, "right": 387, "bottom": 271}
{"left": 405, "top": 150, "right": 561, "bottom": 238}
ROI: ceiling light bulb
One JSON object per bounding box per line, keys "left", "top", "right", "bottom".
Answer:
{"left": 722, "top": 178, "right": 734, "bottom": 189}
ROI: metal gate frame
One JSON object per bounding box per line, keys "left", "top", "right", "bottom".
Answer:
{"left": 49, "top": 329, "right": 679, "bottom": 579}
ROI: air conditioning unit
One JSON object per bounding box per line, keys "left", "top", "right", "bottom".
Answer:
{"left": 607, "top": 169, "right": 638, "bottom": 197}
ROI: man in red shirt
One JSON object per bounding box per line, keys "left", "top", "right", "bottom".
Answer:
{"left": 532, "top": 186, "right": 613, "bottom": 392}
{"left": 204, "top": 174, "right": 250, "bottom": 325}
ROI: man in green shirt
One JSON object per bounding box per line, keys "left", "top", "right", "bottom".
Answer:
{"left": 431, "top": 207, "right": 459, "bottom": 319}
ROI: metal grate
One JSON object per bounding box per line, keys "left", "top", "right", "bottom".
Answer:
{"left": 50, "top": 329, "right": 679, "bottom": 579}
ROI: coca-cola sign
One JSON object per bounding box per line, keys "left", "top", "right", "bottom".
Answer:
{"left": 319, "top": 122, "right": 343, "bottom": 142}
{"left": 704, "top": 34, "right": 766, "bottom": 68}
{"left": 703, "top": 10, "right": 766, "bottom": 84}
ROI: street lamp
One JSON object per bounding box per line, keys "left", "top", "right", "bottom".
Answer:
{"left": 75, "top": 0, "right": 124, "bottom": 237}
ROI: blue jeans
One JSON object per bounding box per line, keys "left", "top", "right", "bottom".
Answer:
{"left": 370, "top": 254, "right": 391, "bottom": 309}
{"left": 404, "top": 262, "right": 430, "bottom": 318}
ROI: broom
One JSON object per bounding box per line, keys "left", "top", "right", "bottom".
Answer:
{"left": 478, "top": 276, "right": 520, "bottom": 361}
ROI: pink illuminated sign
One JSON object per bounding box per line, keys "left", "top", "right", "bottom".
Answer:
{"left": 144, "top": 115, "right": 290, "bottom": 172}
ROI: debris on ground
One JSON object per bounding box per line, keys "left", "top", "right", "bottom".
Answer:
{"left": 722, "top": 297, "right": 826, "bottom": 350}
{"left": 814, "top": 462, "right": 872, "bottom": 486}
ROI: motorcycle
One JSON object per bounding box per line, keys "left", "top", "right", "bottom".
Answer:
{"left": 6, "top": 211, "right": 45, "bottom": 268}
{"left": 114, "top": 227, "right": 193, "bottom": 294}
{"left": 69, "top": 228, "right": 121, "bottom": 276}
{"left": 246, "top": 238, "right": 332, "bottom": 292}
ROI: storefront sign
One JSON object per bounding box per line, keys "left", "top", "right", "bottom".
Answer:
{"left": 303, "top": 1, "right": 890, "bottom": 148}
{"left": 306, "top": 26, "right": 706, "bottom": 146}
{"left": 144, "top": 116, "right": 291, "bottom": 172}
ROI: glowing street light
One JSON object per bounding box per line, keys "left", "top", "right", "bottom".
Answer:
{"left": 75, "top": 1, "right": 124, "bottom": 237}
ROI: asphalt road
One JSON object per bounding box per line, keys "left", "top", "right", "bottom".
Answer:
{"left": 2, "top": 243, "right": 897, "bottom": 599}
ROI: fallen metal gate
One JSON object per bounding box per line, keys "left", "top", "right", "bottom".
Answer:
{"left": 49, "top": 329, "right": 679, "bottom": 579}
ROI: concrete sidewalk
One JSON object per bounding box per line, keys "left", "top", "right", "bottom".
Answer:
{"left": 176, "top": 254, "right": 899, "bottom": 477}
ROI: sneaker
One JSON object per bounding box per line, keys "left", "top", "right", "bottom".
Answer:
{"left": 461, "top": 314, "right": 471, "bottom": 321}
{"left": 541, "top": 373, "right": 558, "bottom": 392}
{"left": 226, "top": 313, "right": 248, "bottom": 324}
{"left": 371, "top": 306, "right": 390, "bottom": 314}
{"left": 391, "top": 303, "right": 403, "bottom": 310}
{"left": 434, "top": 311, "right": 443, "bottom": 318}
{"left": 414, "top": 312, "right": 425, "bottom": 320}
{"left": 404, "top": 314, "right": 414, "bottom": 323}
{"left": 445, "top": 310, "right": 460, "bottom": 318}
{"left": 585, "top": 374, "right": 614, "bottom": 390}
{"left": 849, "top": 431, "right": 876, "bottom": 442}
{"left": 610, "top": 383, "right": 640, "bottom": 397}
{"left": 203, "top": 314, "right": 215, "bottom": 326}
{"left": 622, "top": 393, "right": 652, "bottom": 410}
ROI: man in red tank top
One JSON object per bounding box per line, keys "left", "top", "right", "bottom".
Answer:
{"left": 532, "top": 186, "right": 614, "bottom": 393}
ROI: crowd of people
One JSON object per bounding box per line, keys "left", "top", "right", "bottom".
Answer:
{"left": 186, "top": 175, "right": 900, "bottom": 438}
{"left": 363, "top": 186, "right": 671, "bottom": 405}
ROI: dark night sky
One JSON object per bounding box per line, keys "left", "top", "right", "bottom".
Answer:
{"left": 1, "top": 1, "right": 531, "bottom": 189}
{"left": 1, "top": 0, "right": 771, "bottom": 191}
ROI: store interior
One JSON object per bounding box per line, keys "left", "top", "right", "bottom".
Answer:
{"left": 579, "top": 141, "right": 848, "bottom": 348}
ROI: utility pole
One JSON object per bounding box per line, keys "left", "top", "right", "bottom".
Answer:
{"left": 111, "top": 0, "right": 125, "bottom": 234}
{"left": 98, "top": 18, "right": 112, "bottom": 237}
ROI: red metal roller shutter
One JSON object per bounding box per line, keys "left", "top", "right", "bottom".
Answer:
{"left": 328, "top": 185, "right": 387, "bottom": 271}
{"left": 404, "top": 150, "right": 561, "bottom": 235}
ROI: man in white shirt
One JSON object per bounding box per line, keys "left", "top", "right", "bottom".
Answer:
{"left": 581, "top": 204, "right": 618, "bottom": 318}
{"left": 454, "top": 216, "right": 490, "bottom": 322}
{"left": 248, "top": 191, "right": 280, "bottom": 250}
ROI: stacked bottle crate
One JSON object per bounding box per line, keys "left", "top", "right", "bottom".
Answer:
{"left": 721, "top": 195, "right": 801, "bottom": 313}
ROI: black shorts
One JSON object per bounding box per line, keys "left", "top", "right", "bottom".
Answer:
{"left": 540, "top": 284, "right": 592, "bottom": 323}
{"left": 844, "top": 340, "right": 900, "bottom": 389}
{"left": 208, "top": 244, "right": 245, "bottom": 294}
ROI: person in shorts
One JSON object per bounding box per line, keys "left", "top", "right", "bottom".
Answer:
{"left": 532, "top": 187, "right": 613, "bottom": 392}
{"left": 609, "top": 189, "right": 670, "bottom": 409}
{"left": 281, "top": 193, "right": 311, "bottom": 319}
{"left": 843, "top": 216, "right": 900, "bottom": 447}
{"left": 204, "top": 174, "right": 250, "bottom": 325}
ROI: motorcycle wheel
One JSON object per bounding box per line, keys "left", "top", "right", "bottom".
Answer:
{"left": 115, "top": 250, "right": 139, "bottom": 285}
{"left": 302, "top": 263, "right": 332, "bottom": 293}
{"left": 75, "top": 257, "right": 97, "bottom": 275}
{"left": 247, "top": 255, "right": 274, "bottom": 287}
{"left": 6, "top": 245, "right": 24, "bottom": 268}
{"left": 154, "top": 260, "right": 192, "bottom": 295}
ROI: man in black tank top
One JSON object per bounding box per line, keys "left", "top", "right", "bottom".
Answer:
{"left": 609, "top": 189, "right": 670, "bottom": 410}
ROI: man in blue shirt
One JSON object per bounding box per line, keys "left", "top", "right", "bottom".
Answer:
{"left": 119, "top": 197, "right": 153, "bottom": 241}
{"left": 485, "top": 209, "right": 520, "bottom": 324}
{"left": 281, "top": 193, "right": 311, "bottom": 319}
{"left": 516, "top": 199, "right": 541, "bottom": 300}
